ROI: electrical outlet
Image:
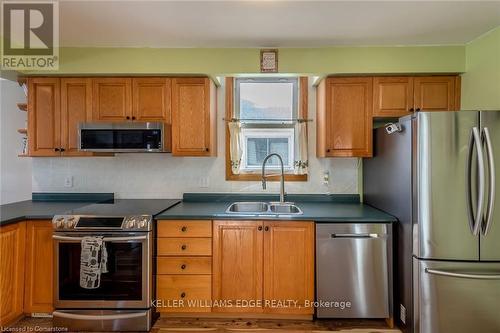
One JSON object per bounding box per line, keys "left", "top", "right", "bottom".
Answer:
{"left": 64, "top": 176, "right": 73, "bottom": 188}
{"left": 323, "top": 170, "right": 330, "bottom": 185}
{"left": 400, "top": 304, "right": 406, "bottom": 324}
{"left": 199, "top": 176, "right": 209, "bottom": 188}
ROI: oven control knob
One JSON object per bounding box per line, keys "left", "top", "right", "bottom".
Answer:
{"left": 137, "top": 219, "right": 147, "bottom": 229}
{"left": 124, "top": 218, "right": 136, "bottom": 229}
{"left": 66, "top": 217, "right": 76, "bottom": 228}
{"left": 55, "top": 218, "right": 65, "bottom": 229}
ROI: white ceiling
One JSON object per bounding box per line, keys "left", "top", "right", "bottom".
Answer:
{"left": 60, "top": 1, "right": 500, "bottom": 48}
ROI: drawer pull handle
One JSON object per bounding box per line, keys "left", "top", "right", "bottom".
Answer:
{"left": 181, "top": 226, "right": 187, "bottom": 232}
{"left": 181, "top": 244, "right": 187, "bottom": 250}
{"left": 181, "top": 264, "right": 186, "bottom": 270}
{"left": 180, "top": 292, "right": 186, "bottom": 298}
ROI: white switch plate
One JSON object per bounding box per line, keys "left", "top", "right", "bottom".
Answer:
{"left": 199, "top": 177, "right": 209, "bottom": 188}
{"left": 64, "top": 176, "right": 73, "bottom": 188}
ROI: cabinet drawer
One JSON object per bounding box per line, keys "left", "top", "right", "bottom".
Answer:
{"left": 157, "top": 257, "right": 212, "bottom": 275}
{"left": 157, "top": 275, "right": 211, "bottom": 312}
{"left": 158, "top": 238, "right": 212, "bottom": 256}
{"left": 158, "top": 220, "right": 212, "bottom": 238}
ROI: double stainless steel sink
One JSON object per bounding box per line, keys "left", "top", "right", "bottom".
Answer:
{"left": 226, "top": 202, "right": 303, "bottom": 215}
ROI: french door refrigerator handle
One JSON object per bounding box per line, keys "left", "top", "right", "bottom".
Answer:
{"left": 466, "top": 127, "right": 485, "bottom": 236}
{"left": 481, "top": 127, "right": 496, "bottom": 236}
{"left": 425, "top": 268, "right": 500, "bottom": 280}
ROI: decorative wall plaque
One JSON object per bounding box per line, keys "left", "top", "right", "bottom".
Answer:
{"left": 260, "top": 49, "right": 278, "bottom": 73}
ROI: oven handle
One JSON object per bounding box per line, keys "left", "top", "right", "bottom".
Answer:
{"left": 53, "top": 311, "right": 146, "bottom": 320}
{"left": 52, "top": 235, "right": 147, "bottom": 242}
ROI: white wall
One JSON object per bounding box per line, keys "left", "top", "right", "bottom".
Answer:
{"left": 1, "top": 79, "right": 32, "bottom": 204}
{"left": 32, "top": 79, "right": 360, "bottom": 199}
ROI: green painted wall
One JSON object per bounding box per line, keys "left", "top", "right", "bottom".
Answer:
{"left": 461, "top": 27, "right": 500, "bottom": 110}
{"left": 21, "top": 45, "right": 465, "bottom": 76}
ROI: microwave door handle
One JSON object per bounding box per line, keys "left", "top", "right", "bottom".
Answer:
{"left": 53, "top": 311, "right": 146, "bottom": 321}
{"left": 52, "top": 235, "right": 147, "bottom": 241}
{"left": 482, "top": 127, "right": 496, "bottom": 236}
{"left": 425, "top": 268, "right": 500, "bottom": 280}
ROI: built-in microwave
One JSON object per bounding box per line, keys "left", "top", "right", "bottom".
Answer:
{"left": 78, "top": 122, "right": 170, "bottom": 153}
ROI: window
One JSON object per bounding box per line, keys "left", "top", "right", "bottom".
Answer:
{"left": 235, "top": 77, "right": 298, "bottom": 172}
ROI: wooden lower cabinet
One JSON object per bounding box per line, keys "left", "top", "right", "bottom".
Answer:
{"left": 0, "top": 222, "right": 26, "bottom": 326}
{"left": 212, "top": 220, "right": 314, "bottom": 316}
{"left": 24, "top": 221, "right": 54, "bottom": 314}
{"left": 263, "top": 221, "right": 314, "bottom": 315}
{"left": 156, "top": 220, "right": 213, "bottom": 314}
{"left": 212, "top": 221, "right": 264, "bottom": 313}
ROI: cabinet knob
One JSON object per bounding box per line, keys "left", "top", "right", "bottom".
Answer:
{"left": 326, "top": 149, "right": 331, "bottom": 153}
{"left": 264, "top": 226, "right": 269, "bottom": 231}
{"left": 181, "top": 226, "right": 187, "bottom": 232}
{"left": 181, "top": 264, "right": 186, "bottom": 270}
{"left": 180, "top": 292, "right": 186, "bottom": 298}
{"left": 60, "top": 148, "right": 65, "bottom": 152}
{"left": 416, "top": 108, "right": 421, "bottom": 112}
{"left": 181, "top": 244, "right": 187, "bottom": 250}
{"left": 126, "top": 116, "right": 130, "bottom": 120}
{"left": 54, "top": 148, "right": 60, "bottom": 152}
{"left": 205, "top": 148, "right": 209, "bottom": 152}
{"left": 258, "top": 226, "right": 263, "bottom": 231}
{"left": 132, "top": 116, "right": 136, "bottom": 120}
{"left": 409, "top": 108, "right": 414, "bottom": 112}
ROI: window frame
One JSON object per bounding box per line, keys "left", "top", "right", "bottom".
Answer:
{"left": 225, "top": 76, "right": 308, "bottom": 181}
{"left": 240, "top": 128, "right": 295, "bottom": 171}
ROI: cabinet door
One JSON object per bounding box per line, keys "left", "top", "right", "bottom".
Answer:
{"left": 28, "top": 78, "right": 61, "bottom": 156}
{"left": 373, "top": 77, "right": 414, "bottom": 117}
{"left": 263, "top": 221, "right": 314, "bottom": 315}
{"left": 24, "top": 221, "right": 53, "bottom": 314}
{"left": 171, "top": 78, "right": 216, "bottom": 156}
{"left": 0, "top": 222, "right": 26, "bottom": 326}
{"left": 92, "top": 78, "right": 132, "bottom": 121}
{"left": 212, "top": 221, "right": 263, "bottom": 313}
{"left": 414, "top": 76, "right": 459, "bottom": 111}
{"left": 132, "top": 78, "right": 171, "bottom": 122}
{"left": 60, "top": 78, "right": 92, "bottom": 156}
{"left": 324, "top": 77, "right": 373, "bottom": 157}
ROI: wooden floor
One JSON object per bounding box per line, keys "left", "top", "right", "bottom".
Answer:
{"left": 8, "top": 316, "right": 401, "bottom": 333}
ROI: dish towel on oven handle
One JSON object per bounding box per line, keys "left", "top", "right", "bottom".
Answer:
{"left": 80, "top": 236, "right": 108, "bottom": 289}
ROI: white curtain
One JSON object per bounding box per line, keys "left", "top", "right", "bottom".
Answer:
{"left": 294, "top": 121, "right": 309, "bottom": 175}
{"left": 228, "top": 122, "right": 243, "bottom": 174}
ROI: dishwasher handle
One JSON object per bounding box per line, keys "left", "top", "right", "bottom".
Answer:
{"left": 330, "top": 233, "right": 382, "bottom": 239}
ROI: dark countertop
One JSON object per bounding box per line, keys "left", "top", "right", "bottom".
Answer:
{"left": 63, "top": 199, "right": 180, "bottom": 216}
{"left": 0, "top": 200, "right": 94, "bottom": 226}
{"left": 156, "top": 194, "right": 396, "bottom": 223}
{"left": 0, "top": 197, "right": 180, "bottom": 227}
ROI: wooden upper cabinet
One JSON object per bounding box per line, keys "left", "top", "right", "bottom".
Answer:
{"left": 373, "top": 77, "right": 414, "bottom": 117}
{"left": 28, "top": 78, "right": 61, "bottom": 156}
{"left": 132, "top": 78, "right": 171, "bottom": 122}
{"left": 414, "top": 76, "right": 460, "bottom": 111}
{"left": 92, "top": 78, "right": 132, "bottom": 121}
{"left": 0, "top": 222, "right": 26, "bottom": 326}
{"left": 171, "top": 78, "right": 217, "bottom": 156}
{"left": 24, "top": 221, "right": 53, "bottom": 313}
{"left": 60, "top": 78, "right": 92, "bottom": 156}
{"left": 212, "top": 220, "right": 263, "bottom": 313}
{"left": 317, "top": 77, "right": 373, "bottom": 158}
{"left": 263, "top": 221, "right": 314, "bottom": 315}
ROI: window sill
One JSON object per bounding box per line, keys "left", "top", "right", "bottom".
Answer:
{"left": 226, "top": 172, "right": 308, "bottom": 182}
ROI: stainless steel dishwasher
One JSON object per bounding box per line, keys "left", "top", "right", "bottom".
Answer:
{"left": 316, "top": 223, "right": 392, "bottom": 318}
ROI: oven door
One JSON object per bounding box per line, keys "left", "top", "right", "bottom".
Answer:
{"left": 54, "top": 232, "right": 151, "bottom": 309}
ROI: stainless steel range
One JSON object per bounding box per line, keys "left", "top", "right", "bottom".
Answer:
{"left": 51, "top": 199, "right": 179, "bottom": 332}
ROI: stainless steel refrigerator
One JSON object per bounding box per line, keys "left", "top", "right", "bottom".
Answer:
{"left": 364, "top": 111, "right": 500, "bottom": 333}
